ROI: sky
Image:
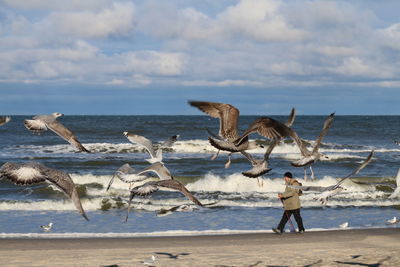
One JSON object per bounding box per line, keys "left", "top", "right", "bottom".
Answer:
{"left": 1, "top": 0, "right": 400, "bottom": 115}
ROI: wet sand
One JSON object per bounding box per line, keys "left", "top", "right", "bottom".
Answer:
{"left": 0, "top": 228, "right": 399, "bottom": 266}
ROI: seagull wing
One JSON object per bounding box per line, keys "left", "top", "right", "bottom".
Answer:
{"left": 161, "top": 135, "right": 180, "bottom": 147}
{"left": 235, "top": 117, "right": 293, "bottom": 146}
{"left": 311, "top": 113, "right": 335, "bottom": 154}
{"left": 155, "top": 179, "right": 203, "bottom": 206}
{"left": 188, "top": 101, "right": 239, "bottom": 139}
{"left": 137, "top": 162, "right": 173, "bottom": 180}
{"left": 0, "top": 162, "right": 47, "bottom": 185}
{"left": 44, "top": 167, "right": 89, "bottom": 221}
{"left": 0, "top": 116, "right": 11, "bottom": 126}
{"left": 124, "top": 133, "right": 156, "bottom": 158}
{"left": 287, "top": 184, "right": 328, "bottom": 192}
{"left": 46, "top": 120, "right": 90, "bottom": 152}
{"left": 335, "top": 150, "right": 374, "bottom": 187}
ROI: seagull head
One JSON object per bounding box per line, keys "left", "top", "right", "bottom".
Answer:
{"left": 52, "top": 112, "right": 64, "bottom": 118}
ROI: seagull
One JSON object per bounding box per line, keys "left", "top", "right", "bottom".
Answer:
{"left": 124, "top": 132, "right": 179, "bottom": 164}
{"left": 290, "top": 113, "right": 335, "bottom": 180}
{"left": 0, "top": 162, "right": 89, "bottom": 220}
{"left": 40, "top": 222, "right": 53, "bottom": 232}
{"left": 189, "top": 100, "right": 291, "bottom": 169}
{"left": 24, "top": 112, "right": 90, "bottom": 153}
{"left": 125, "top": 179, "right": 203, "bottom": 221}
{"left": 142, "top": 255, "right": 156, "bottom": 266}
{"left": 288, "top": 151, "right": 374, "bottom": 205}
{"left": 0, "top": 116, "right": 11, "bottom": 126}
{"left": 339, "top": 222, "right": 349, "bottom": 228}
{"left": 386, "top": 217, "right": 399, "bottom": 224}
{"left": 106, "top": 163, "right": 150, "bottom": 192}
{"left": 242, "top": 108, "right": 296, "bottom": 179}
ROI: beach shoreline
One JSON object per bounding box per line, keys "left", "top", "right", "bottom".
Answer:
{"left": 0, "top": 228, "right": 399, "bottom": 266}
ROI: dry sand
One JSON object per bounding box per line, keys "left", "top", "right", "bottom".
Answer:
{"left": 0, "top": 228, "right": 399, "bottom": 267}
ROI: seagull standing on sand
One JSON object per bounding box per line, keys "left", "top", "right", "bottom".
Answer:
{"left": 41, "top": 222, "right": 53, "bottom": 232}
{"left": 288, "top": 151, "right": 374, "bottom": 205}
{"left": 0, "top": 116, "right": 11, "bottom": 126}
{"left": 24, "top": 112, "right": 90, "bottom": 153}
{"left": 142, "top": 255, "right": 156, "bottom": 266}
{"left": 123, "top": 132, "right": 179, "bottom": 164}
{"left": 0, "top": 162, "right": 89, "bottom": 220}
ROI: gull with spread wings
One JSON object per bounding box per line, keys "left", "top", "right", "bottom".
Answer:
{"left": 0, "top": 162, "right": 89, "bottom": 220}
{"left": 124, "top": 162, "right": 203, "bottom": 221}
{"left": 241, "top": 108, "right": 296, "bottom": 179}
{"left": 188, "top": 101, "right": 293, "bottom": 169}
{"left": 123, "top": 132, "right": 179, "bottom": 164}
{"left": 24, "top": 112, "right": 90, "bottom": 153}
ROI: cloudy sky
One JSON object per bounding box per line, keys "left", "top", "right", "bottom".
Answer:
{"left": 1, "top": 0, "right": 400, "bottom": 115}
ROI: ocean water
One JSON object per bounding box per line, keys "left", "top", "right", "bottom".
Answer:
{"left": 1, "top": 115, "right": 400, "bottom": 237}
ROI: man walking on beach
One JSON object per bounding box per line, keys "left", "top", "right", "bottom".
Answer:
{"left": 272, "top": 172, "right": 305, "bottom": 234}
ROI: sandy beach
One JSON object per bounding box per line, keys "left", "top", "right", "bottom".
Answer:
{"left": 0, "top": 228, "right": 399, "bottom": 266}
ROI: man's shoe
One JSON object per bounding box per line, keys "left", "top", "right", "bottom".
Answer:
{"left": 272, "top": 228, "right": 282, "bottom": 235}
{"left": 298, "top": 230, "right": 305, "bottom": 234}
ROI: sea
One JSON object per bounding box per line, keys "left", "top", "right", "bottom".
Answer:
{"left": 0, "top": 115, "right": 399, "bottom": 238}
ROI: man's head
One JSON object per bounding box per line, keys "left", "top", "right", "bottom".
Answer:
{"left": 283, "top": 172, "right": 293, "bottom": 183}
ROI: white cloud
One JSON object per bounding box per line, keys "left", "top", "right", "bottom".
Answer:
{"left": 45, "top": 2, "right": 135, "bottom": 38}
{"left": 217, "top": 0, "right": 306, "bottom": 42}
{"left": 122, "top": 51, "right": 185, "bottom": 76}
{"left": 0, "top": 0, "right": 400, "bottom": 88}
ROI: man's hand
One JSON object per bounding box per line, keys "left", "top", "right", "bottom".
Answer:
{"left": 278, "top": 193, "right": 283, "bottom": 198}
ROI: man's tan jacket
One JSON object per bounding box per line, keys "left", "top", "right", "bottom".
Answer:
{"left": 281, "top": 178, "right": 301, "bottom": 210}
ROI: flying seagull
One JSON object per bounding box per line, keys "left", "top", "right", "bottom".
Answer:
{"left": 242, "top": 108, "right": 296, "bottom": 179}
{"left": 24, "top": 112, "right": 90, "bottom": 153}
{"left": 290, "top": 113, "right": 335, "bottom": 180}
{"left": 0, "top": 116, "right": 11, "bottom": 126}
{"left": 125, "top": 179, "right": 203, "bottom": 221}
{"left": 288, "top": 151, "right": 374, "bottom": 204}
{"left": 188, "top": 100, "right": 292, "bottom": 169}
{"left": 0, "top": 162, "right": 89, "bottom": 220}
{"left": 124, "top": 132, "right": 179, "bottom": 163}
{"left": 106, "top": 163, "right": 151, "bottom": 192}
